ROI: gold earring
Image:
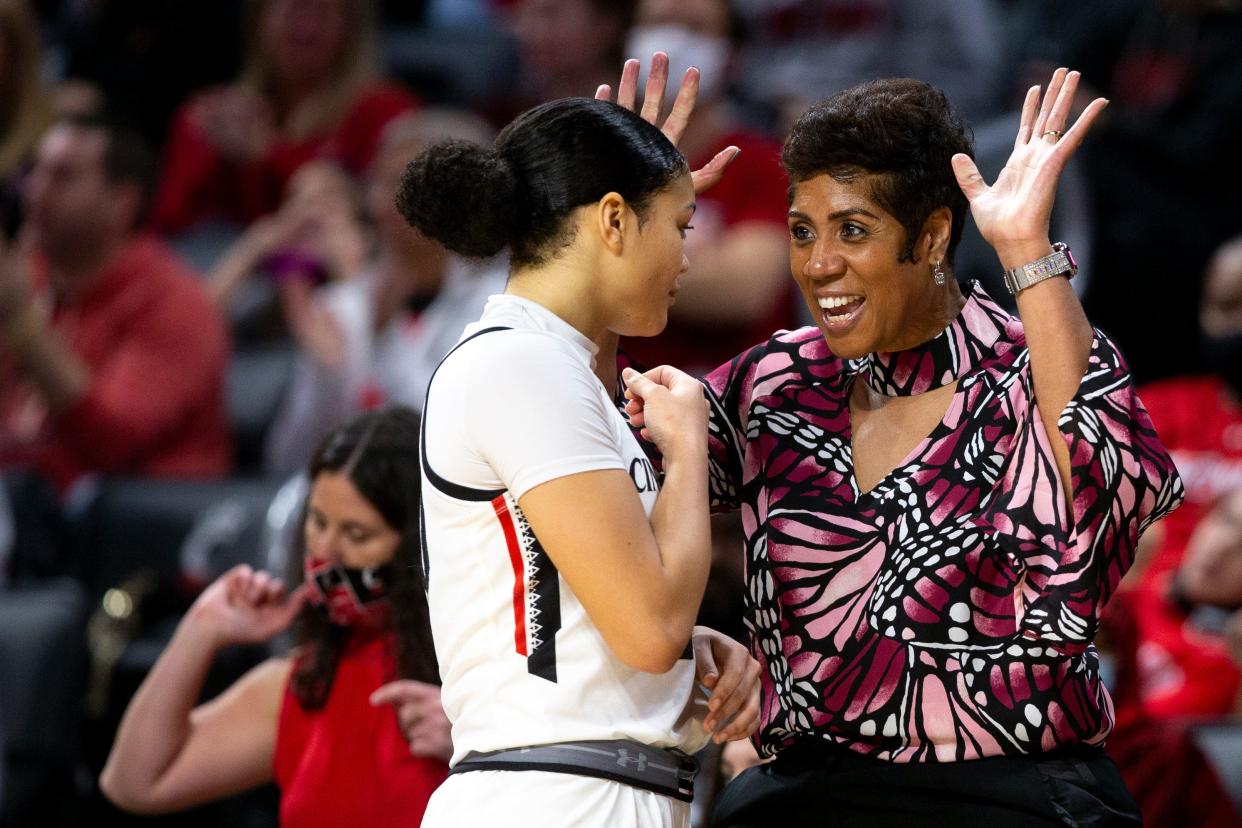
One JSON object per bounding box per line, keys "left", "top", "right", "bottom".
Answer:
{"left": 933, "top": 259, "right": 946, "bottom": 286}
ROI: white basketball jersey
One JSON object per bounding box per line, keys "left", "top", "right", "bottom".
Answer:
{"left": 420, "top": 295, "right": 708, "bottom": 766}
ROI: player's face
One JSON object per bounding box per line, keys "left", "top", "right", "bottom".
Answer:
{"left": 303, "top": 471, "right": 401, "bottom": 570}
{"left": 607, "top": 173, "right": 695, "bottom": 337}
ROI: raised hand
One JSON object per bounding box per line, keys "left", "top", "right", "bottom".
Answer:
{"left": 596, "top": 53, "right": 738, "bottom": 194}
{"left": 951, "top": 68, "right": 1107, "bottom": 258}
{"left": 186, "top": 564, "right": 308, "bottom": 649}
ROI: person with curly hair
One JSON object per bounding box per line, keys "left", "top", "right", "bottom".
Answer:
{"left": 614, "top": 67, "right": 1184, "bottom": 825}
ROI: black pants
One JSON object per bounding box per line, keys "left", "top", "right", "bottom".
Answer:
{"left": 711, "top": 741, "right": 1142, "bottom": 827}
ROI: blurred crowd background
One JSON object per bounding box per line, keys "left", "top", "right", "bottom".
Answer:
{"left": 0, "top": 0, "right": 1240, "bottom": 825}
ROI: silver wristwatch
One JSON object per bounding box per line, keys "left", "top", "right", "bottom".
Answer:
{"left": 1002, "top": 242, "right": 1078, "bottom": 295}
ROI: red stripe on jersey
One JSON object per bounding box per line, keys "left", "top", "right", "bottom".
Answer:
{"left": 492, "top": 495, "right": 527, "bottom": 656}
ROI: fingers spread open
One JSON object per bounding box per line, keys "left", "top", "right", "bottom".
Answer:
{"left": 951, "top": 153, "right": 988, "bottom": 201}
{"left": 661, "top": 67, "right": 699, "bottom": 145}
{"left": 1032, "top": 67, "right": 1068, "bottom": 137}
{"left": 1044, "top": 70, "right": 1079, "bottom": 137}
{"left": 640, "top": 52, "right": 670, "bottom": 124}
{"left": 1052, "top": 96, "right": 1108, "bottom": 161}
{"left": 617, "top": 59, "right": 640, "bottom": 111}
{"left": 1016, "top": 84, "right": 1041, "bottom": 150}
{"left": 691, "top": 146, "right": 740, "bottom": 195}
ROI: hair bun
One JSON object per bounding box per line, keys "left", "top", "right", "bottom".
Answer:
{"left": 395, "top": 139, "right": 518, "bottom": 258}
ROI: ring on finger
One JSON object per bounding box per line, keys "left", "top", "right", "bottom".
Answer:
{"left": 1041, "top": 129, "right": 1063, "bottom": 140}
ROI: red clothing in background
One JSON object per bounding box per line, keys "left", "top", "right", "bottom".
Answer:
{"left": 1106, "top": 575, "right": 1241, "bottom": 726}
{"left": 152, "top": 81, "right": 417, "bottom": 234}
{"left": 274, "top": 633, "right": 447, "bottom": 828}
{"left": 0, "top": 236, "right": 232, "bottom": 488}
{"left": 622, "top": 129, "right": 792, "bottom": 375}
{"left": 1102, "top": 579, "right": 1242, "bottom": 827}
{"left": 1137, "top": 376, "right": 1242, "bottom": 587}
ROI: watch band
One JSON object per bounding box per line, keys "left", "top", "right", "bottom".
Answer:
{"left": 1002, "top": 242, "right": 1078, "bottom": 295}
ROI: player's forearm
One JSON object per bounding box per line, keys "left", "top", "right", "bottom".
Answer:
{"left": 645, "top": 445, "right": 712, "bottom": 659}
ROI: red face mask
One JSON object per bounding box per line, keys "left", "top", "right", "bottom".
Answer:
{"left": 303, "top": 555, "right": 392, "bottom": 629}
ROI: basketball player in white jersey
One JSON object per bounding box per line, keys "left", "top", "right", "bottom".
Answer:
{"left": 399, "top": 64, "right": 759, "bottom": 827}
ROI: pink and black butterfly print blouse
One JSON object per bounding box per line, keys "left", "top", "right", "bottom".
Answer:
{"left": 702, "top": 283, "right": 1183, "bottom": 762}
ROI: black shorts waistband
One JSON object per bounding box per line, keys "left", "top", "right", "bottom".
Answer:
{"left": 451, "top": 739, "right": 699, "bottom": 802}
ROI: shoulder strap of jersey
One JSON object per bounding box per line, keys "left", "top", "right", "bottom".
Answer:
{"left": 420, "top": 326, "right": 513, "bottom": 502}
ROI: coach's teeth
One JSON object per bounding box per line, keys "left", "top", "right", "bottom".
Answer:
{"left": 818, "top": 295, "right": 863, "bottom": 309}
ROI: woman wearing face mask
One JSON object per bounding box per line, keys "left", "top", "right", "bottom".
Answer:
{"left": 403, "top": 77, "right": 760, "bottom": 827}
{"left": 100, "top": 407, "right": 449, "bottom": 827}
{"left": 622, "top": 0, "right": 790, "bottom": 375}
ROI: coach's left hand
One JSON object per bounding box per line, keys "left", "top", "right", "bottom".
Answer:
{"left": 692, "top": 626, "right": 761, "bottom": 744}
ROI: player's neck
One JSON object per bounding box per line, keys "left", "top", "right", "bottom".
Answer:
{"left": 506, "top": 259, "right": 608, "bottom": 344}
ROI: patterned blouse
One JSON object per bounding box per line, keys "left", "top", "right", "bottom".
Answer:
{"left": 701, "top": 283, "right": 1183, "bottom": 762}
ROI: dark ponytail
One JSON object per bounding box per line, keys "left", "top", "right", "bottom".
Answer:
{"left": 396, "top": 97, "right": 688, "bottom": 269}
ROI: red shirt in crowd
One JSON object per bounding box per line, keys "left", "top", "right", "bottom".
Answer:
{"left": 1107, "top": 574, "right": 1241, "bottom": 726}
{"left": 1102, "top": 576, "right": 1242, "bottom": 828}
{"left": 622, "top": 129, "right": 792, "bottom": 375}
{"left": 1137, "top": 375, "right": 1242, "bottom": 586}
{"left": 274, "top": 632, "right": 447, "bottom": 828}
{"left": 152, "top": 81, "right": 417, "bottom": 234}
{"left": 0, "top": 236, "right": 232, "bottom": 489}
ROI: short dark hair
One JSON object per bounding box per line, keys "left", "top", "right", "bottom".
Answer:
{"left": 290, "top": 406, "right": 438, "bottom": 710}
{"left": 60, "top": 113, "right": 158, "bottom": 228}
{"left": 782, "top": 78, "right": 974, "bottom": 265}
{"left": 395, "top": 97, "right": 688, "bottom": 269}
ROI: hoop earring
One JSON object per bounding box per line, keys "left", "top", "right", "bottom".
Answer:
{"left": 932, "top": 259, "right": 946, "bottom": 286}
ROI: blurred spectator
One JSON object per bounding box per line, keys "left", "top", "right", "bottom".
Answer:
{"left": 486, "top": 0, "right": 636, "bottom": 124}
{"left": 54, "top": 0, "right": 244, "bottom": 147}
{"left": 731, "top": 0, "right": 1006, "bottom": 130}
{"left": 1134, "top": 235, "right": 1242, "bottom": 591}
{"left": 151, "top": 0, "right": 418, "bottom": 235}
{"left": 99, "top": 407, "right": 449, "bottom": 826}
{"left": 264, "top": 110, "right": 507, "bottom": 476}
{"left": 0, "top": 116, "right": 231, "bottom": 490}
{"left": 1103, "top": 486, "right": 1242, "bottom": 827}
{"left": 619, "top": 0, "right": 790, "bottom": 375}
{"left": 1049, "top": 0, "right": 1242, "bottom": 383}
{"left": 0, "top": 0, "right": 51, "bottom": 239}
{"left": 207, "top": 159, "right": 372, "bottom": 342}
{"left": 1110, "top": 487, "right": 1242, "bottom": 724}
